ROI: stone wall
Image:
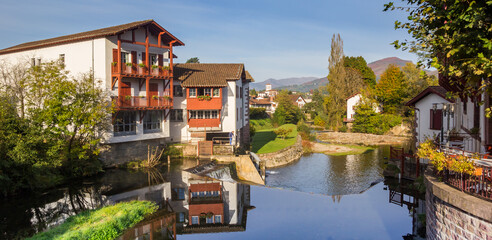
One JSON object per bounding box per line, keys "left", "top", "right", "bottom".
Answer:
{"left": 425, "top": 170, "right": 492, "bottom": 240}
{"left": 257, "top": 135, "right": 303, "bottom": 168}
{"left": 213, "top": 145, "right": 234, "bottom": 155}
{"left": 99, "top": 138, "right": 167, "bottom": 166}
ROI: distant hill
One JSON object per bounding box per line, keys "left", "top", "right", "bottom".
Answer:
{"left": 276, "top": 77, "right": 327, "bottom": 92}
{"left": 250, "top": 77, "right": 318, "bottom": 91}
{"left": 368, "top": 57, "right": 412, "bottom": 78}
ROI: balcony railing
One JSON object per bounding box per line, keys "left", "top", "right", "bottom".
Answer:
{"left": 111, "top": 63, "right": 171, "bottom": 78}
{"left": 439, "top": 146, "right": 492, "bottom": 200}
{"left": 112, "top": 96, "right": 172, "bottom": 109}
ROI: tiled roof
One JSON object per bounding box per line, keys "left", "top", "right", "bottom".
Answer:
{"left": 0, "top": 20, "right": 184, "bottom": 55}
{"left": 245, "top": 71, "right": 255, "bottom": 82}
{"left": 406, "top": 86, "right": 453, "bottom": 106}
{"left": 174, "top": 63, "right": 245, "bottom": 87}
{"left": 250, "top": 98, "right": 272, "bottom": 105}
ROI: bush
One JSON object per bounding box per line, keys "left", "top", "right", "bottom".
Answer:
{"left": 351, "top": 101, "right": 402, "bottom": 135}
{"left": 339, "top": 125, "right": 348, "bottom": 132}
{"left": 313, "top": 115, "right": 326, "bottom": 127}
{"left": 297, "top": 121, "right": 315, "bottom": 141}
{"left": 273, "top": 127, "right": 293, "bottom": 139}
{"left": 250, "top": 107, "right": 268, "bottom": 119}
{"left": 250, "top": 122, "right": 256, "bottom": 137}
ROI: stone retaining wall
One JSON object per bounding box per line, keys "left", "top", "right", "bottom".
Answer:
{"left": 99, "top": 138, "right": 167, "bottom": 166}
{"left": 257, "top": 135, "right": 303, "bottom": 168}
{"left": 425, "top": 170, "right": 492, "bottom": 240}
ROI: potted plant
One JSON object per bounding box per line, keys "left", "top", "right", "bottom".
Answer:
{"left": 161, "top": 66, "right": 170, "bottom": 76}
{"left": 138, "top": 63, "right": 147, "bottom": 75}
{"left": 163, "top": 95, "right": 171, "bottom": 100}
{"left": 152, "top": 95, "right": 159, "bottom": 100}
{"left": 124, "top": 62, "right": 132, "bottom": 73}
{"left": 111, "top": 62, "right": 117, "bottom": 67}
{"left": 151, "top": 65, "right": 159, "bottom": 75}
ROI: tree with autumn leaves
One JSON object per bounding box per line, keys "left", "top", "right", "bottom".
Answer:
{"left": 372, "top": 64, "right": 407, "bottom": 114}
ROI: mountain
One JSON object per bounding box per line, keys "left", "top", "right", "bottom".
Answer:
{"left": 276, "top": 77, "right": 327, "bottom": 92}
{"left": 250, "top": 77, "right": 318, "bottom": 91}
{"left": 368, "top": 57, "right": 412, "bottom": 78}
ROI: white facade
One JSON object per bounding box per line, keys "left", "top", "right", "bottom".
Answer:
{"left": 346, "top": 94, "right": 380, "bottom": 121}
{"left": 413, "top": 94, "right": 454, "bottom": 146}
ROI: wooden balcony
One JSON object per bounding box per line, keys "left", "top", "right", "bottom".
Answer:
{"left": 187, "top": 97, "right": 222, "bottom": 110}
{"left": 188, "top": 118, "right": 220, "bottom": 128}
{"left": 112, "top": 96, "right": 172, "bottom": 110}
{"left": 111, "top": 63, "right": 172, "bottom": 79}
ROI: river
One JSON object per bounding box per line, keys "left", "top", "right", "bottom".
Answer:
{"left": 0, "top": 146, "right": 425, "bottom": 239}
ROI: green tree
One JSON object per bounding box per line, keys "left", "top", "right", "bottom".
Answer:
{"left": 344, "top": 56, "right": 376, "bottom": 87}
{"left": 249, "top": 88, "right": 257, "bottom": 96}
{"left": 325, "top": 34, "right": 365, "bottom": 130}
{"left": 352, "top": 98, "right": 402, "bottom": 135}
{"left": 273, "top": 90, "right": 302, "bottom": 125}
{"left": 384, "top": 1, "right": 492, "bottom": 96}
{"left": 186, "top": 57, "right": 200, "bottom": 63}
{"left": 373, "top": 64, "right": 407, "bottom": 113}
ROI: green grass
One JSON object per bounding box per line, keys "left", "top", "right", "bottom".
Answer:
{"left": 251, "top": 124, "right": 298, "bottom": 154}
{"left": 250, "top": 118, "right": 273, "bottom": 130}
{"left": 28, "top": 201, "right": 158, "bottom": 240}
{"left": 325, "top": 144, "right": 374, "bottom": 156}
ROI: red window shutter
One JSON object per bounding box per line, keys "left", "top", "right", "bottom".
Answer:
{"left": 429, "top": 109, "right": 434, "bottom": 129}
{"left": 131, "top": 51, "right": 137, "bottom": 64}
{"left": 142, "top": 52, "right": 146, "bottom": 65}
{"left": 430, "top": 109, "right": 442, "bottom": 130}
{"left": 158, "top": 54, "right": 163, "bottom": 66}
{"left": 112, "top": 49, "right": 118, "bottom": 63}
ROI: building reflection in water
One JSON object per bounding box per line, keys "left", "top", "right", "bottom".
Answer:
{"left": 16, "top": 161, "right": 252, "bottom": 240}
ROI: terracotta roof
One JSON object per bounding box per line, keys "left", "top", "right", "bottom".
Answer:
{"left": 245, "top": 71, "right": 255, "bottom": 82}
{"left": 406, "top": 86, "right": 453, "bottom": 106}
{"left": 289, "top": 94, "right": 305, "bottom": 103}
{"left": 174, "top": 63, "right": 245, "bottom": 87}
{"left": 0, "top": 20, "right": 184, "bottom": 55}
{"left": 250, "top": 98, "right": 272, "bottom": 105}
{"left": 346, "top": 92, "right": 361, "bottom": 100}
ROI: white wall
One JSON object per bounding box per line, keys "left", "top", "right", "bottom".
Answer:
{"left": 414, "top": 94, "right": 454, "bottom": 146}
{"left": 347, "top": 94, "right": 361, "bottom": 120}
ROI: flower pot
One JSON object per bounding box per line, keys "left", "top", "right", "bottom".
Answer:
{"left": 152, "top": 68, "right": 159, "bottom": 76}
{"left": 138, "top": 67, "right": 146, "bottom": 75}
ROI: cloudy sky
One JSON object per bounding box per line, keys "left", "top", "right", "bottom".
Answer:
{"left": 0, "top": 0, "right": 416, "bottom": 82}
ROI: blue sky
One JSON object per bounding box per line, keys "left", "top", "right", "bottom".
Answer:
{"left": 0, "top": 0, "right": 416, "bottom": 82}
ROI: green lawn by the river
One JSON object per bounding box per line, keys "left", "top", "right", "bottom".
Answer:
{"left": 251, "top": 124, "right": 298, "bottom": 154}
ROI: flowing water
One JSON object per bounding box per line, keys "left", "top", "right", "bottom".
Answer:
{"left": 0, "top": 146, "right": 425, "bottom": 239}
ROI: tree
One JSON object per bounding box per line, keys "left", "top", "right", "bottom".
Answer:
{"left": 272, "top": 90, "right": 302, "bottom": 125}
{"left": 249, "top": 88, "right": 257, "bottom": 96}
{"left": 373, "top": 64, "right": 407, "bottom": 113}
{"left": 324, "top": 34, "right": 365, "bottom": 130}
{"left": 384, "top": 1, "right": 492, "bottom": 96}
{"left": 401, "top": 62, "right": 437, "bottom": 103}
{"left": 352, "top": 97, "right": 402, "bottom": 135}
{"left": 344, "top": 56, "right": 376, "bottom": 87}
{"left": 325, "top": 34, "right": 346, "bottom": 130}
{"left": 186, "top": 57, "right": 200, "bottom": 63}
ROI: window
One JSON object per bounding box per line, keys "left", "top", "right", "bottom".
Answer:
{"left": 143, "top": 111, "right": 162, "bottom": 133}
{"left": 429, "top": 109, "right": 443, "bottom": 130}
{"left": 214, "top": 215, "right": 221, "bottom": 224}
{"left": 36, "top": 58, "right": 41, "bottom": 66}
{"left": 191, "top": 216, "right": 199, "bottom": 225}
{"left": 240, "top": 87, "right": 243, "bottom": 98}
{"left": 189, "top": 88, "right": 196, "bottom": 97}
{"left": 177, "top": 212, "right": 186, "bottom": 223}
{"left": 174, "top": 85, "right": 183, "bottom": 97}
{"left": 113, "top": 111, "right": 137, "bottom": 136}
{"left": 206, "top": 216, "right": 213, "bottom": 224}
{"left": 172, "top": 188, "right": 185, "bottom": 200}
{"left": 170, "top": 109, "right": 183, "bottom": 122}
{"left": 204, "top": 88, "right": 211, "bottom": 96}
{"left": 213, "top": 88, "right": 220, "bottom": 97}
{"left": 31, "top": 58, "right": 35, "bottom": 66}
{"left": 121, "top": 52, "right": 129, "bottom": 64}
{"left": 236, "top": 86, "right": 239, "bottom": 98}
{"left": 189, "top": 110, "right": 219, "bottom": 119}
{"left": 190, "top": 111, "right": 197, "bottom": 119}
{"left": 150, "top": 54, "right": 158, "bottom": 66}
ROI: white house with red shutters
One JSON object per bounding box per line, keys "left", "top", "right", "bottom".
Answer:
{"left": 0, "top": 20, "right": 253, "bottom": 161}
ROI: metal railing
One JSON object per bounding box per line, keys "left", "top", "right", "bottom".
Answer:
{"left": 438, "top": 145, "right": 492, "bottom": 201}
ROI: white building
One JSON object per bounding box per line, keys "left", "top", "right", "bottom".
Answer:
{"left": 345, "top": 93, "right": 380, "bottom": 122}
{"left": 406, "top": 86, "right": 490, "bottom": 154}
{"left": 0, "top": 20, "right": 252, "bottom": 162}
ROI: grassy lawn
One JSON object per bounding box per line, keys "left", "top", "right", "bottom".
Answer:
{"left": 251, "top": 124, "right": 298, "bottom": 154}
{"left": 325, "top": 144, "right": 374, "bottom": 156}
{"left": 28, "top": 201, "right": 157, "bottom": 240}
{"left": 250, "top": 118, "right": 273, "bottom": 131}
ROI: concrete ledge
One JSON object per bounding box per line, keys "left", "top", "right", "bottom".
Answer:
{"left": 425, "top": 169, "right": 492, "bottom": 221}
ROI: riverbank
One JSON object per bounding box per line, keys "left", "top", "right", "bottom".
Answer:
{"left": 309, "top": 142, "right": 374, "bottom": 156}
{"left": 317, "top": 131, "right": 410, "bottom": 146}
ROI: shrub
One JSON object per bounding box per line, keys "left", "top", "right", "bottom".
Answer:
{"left": 352, "top": 101, "right": 402, "bottom": 135}
{"left": 339, "top": 125, "right": 348, "bottom": 132}
{"left": 297, "top": 121, "right": 315, "bottom": 141}
{"left": 250, "top": 122, "right": 256, "bottom": 137}
{"left": 250, "top": 107, "right": 268, "bottom": 119}
{"left": 313, "top": 115, "right": 326, "bottom": 127}
{"left": 273, "top": 127, "right": 293, "bottom": 139}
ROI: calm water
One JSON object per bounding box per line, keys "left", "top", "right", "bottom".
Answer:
{"left": 0, "top": 146, "right": 424, "bottom": 239}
